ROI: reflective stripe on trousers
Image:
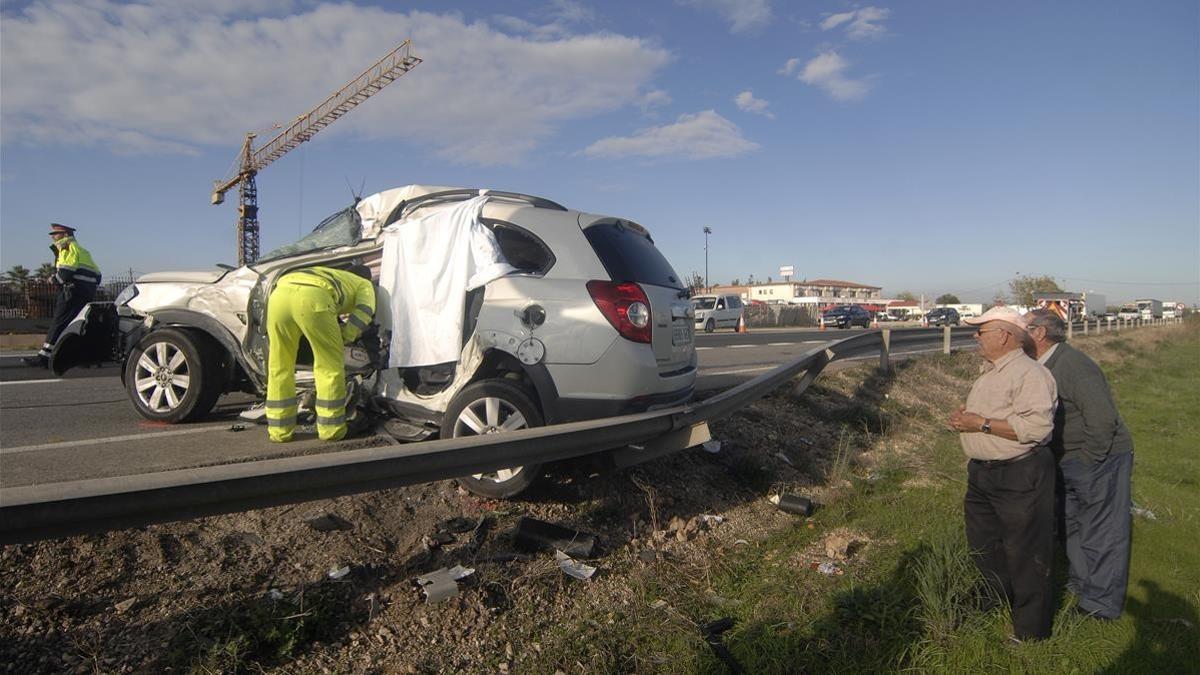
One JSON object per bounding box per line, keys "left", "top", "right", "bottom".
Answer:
{"left": 266, "top": 284, "right": 348, "bottom": 442}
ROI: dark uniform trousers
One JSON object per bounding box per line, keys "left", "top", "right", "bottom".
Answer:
{"left": 1059, "top": 451, "right": 1133, "bottom": 619}
{"left": 965, "top": 445, "right": 1056, "bottom": 640}
{"left": 46, "top": 282, "right": 97, "bottom": 349}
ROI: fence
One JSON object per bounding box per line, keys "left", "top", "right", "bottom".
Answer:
{"left": 0, "top": 274, "right": 137, "bottom": 320}
{"left": 744, "top": 303, "right": 820, "bottom": 328}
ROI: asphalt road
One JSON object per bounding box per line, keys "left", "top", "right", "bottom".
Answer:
{"left": 0, "top": 325, "right": 959, "bottom": 488}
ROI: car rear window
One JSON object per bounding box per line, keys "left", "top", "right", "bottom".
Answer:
{"left": 583, "top": 220, "right": 683, "bottom": 290}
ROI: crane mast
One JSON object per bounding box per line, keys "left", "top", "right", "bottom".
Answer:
{"left": 212, "top": 39, "right": 421, "bottom": 265}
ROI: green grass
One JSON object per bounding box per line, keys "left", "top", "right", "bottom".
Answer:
{"left": 566, "top": 324, "right": 1200, "bottom": 674}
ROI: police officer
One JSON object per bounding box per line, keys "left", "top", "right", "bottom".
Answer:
{"left": 265, "top": 265, "right": 376, "bottom": 442}
{"left": 24, "top": 223, "right": 102, "bottom": 368}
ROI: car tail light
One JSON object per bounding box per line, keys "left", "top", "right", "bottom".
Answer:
{"left": 587, "top": 280, "right": 652, "bottom": 343}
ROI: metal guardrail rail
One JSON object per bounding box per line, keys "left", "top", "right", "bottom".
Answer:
{"left": 4, "top": 320, "right": 1163, "bottom": 545}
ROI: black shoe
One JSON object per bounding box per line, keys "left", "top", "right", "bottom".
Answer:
{"left": 21, "top": 355, "right": 48, "bottom": 368}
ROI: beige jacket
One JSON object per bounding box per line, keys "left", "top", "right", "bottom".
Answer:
{"left": 960, "top": 348, "right": 1057, "bottom": 460}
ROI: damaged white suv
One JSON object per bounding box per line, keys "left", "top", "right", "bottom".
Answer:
{"left": 52, "top": 186, "right": 697, "bottom": 496}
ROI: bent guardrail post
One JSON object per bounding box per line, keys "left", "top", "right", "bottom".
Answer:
{"left": 880, "top": 328, "right": 891, "bottom": 372}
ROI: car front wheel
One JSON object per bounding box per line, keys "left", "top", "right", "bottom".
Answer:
{"left": 445, "top": 379, "right": 544, "bottom": 499}
{"left": 124, "top": 328, "right": 223, "bottom": 423}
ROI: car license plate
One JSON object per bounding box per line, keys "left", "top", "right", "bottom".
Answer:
{"left": 672, "top": 325, "right": 692, "bottom": 346}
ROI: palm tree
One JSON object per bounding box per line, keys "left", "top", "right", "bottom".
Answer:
{"left": 35, "top": 263, "right": 56, "bottom": 280}
{"left": 4, "top": 265, "right": 31, "bottom": 288}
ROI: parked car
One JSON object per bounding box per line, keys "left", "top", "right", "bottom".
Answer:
{"left": 821, "top": 304, "right": 872, "bottom": 329}
{"left": 50, "top": 186, "right": 698, "bottom": 498}
{"left": 1117, "top": 309, "right": 1139, "bottom": 321}
{"left": 925, "top": 307, "right": 961, "bottom": 326}
{"left": 691, "top": 294, "right": 744, "bottom": 332}
{"left": 874, "top": 311, "right": 901, "bottom": 322}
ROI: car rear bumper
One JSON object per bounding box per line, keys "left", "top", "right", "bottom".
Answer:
{"left": 553, "top": 385, "right": 696, "bottom": 423}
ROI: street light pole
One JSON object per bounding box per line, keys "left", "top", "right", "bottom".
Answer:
{"left": 703, "top": 226, "right": 712, "bottom": 291}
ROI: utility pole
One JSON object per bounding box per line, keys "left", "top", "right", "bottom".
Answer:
{"left": 703, "top": 226, "right": 712, "bottom": 291}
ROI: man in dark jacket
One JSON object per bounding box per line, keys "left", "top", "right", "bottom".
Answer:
{"left": 1026, "top": 309, "right": 1133, "bottom": 621}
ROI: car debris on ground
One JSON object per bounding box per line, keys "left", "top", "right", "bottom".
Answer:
{"left": 554, "top": 550, "right": 597, "bottom": 581}
{"left": 414, "top": 565, "right": 476, "bottom": 604}
{"left": 769, "top": 493, "right": 815, "bottom": 516}
{"left": 513, "top": 516, "right": 597, "bottom": 558}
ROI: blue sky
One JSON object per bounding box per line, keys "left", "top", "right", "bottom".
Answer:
{"left": 2, "top": 0, "right": 1197, "bottom": 305}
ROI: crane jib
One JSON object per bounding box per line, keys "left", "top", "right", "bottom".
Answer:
{"left": 211, "top": 39, "right": 422, "bottom": 267}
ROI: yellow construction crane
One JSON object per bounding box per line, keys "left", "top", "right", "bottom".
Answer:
{"left": 212, "top": 39, "right": 421, "bottom": 266}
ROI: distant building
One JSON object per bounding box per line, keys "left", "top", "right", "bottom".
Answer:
{"left": 887, "top": 300, "right": 923, "bottom": 318}
{"left": 718, "top": 278, "right": 882, "bottom": 304}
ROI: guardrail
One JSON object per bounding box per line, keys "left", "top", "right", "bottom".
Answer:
{"left": 1, "top": 319, "right": 1179, "bottom": 545}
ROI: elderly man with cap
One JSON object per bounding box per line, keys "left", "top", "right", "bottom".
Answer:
{"left": 947, "top": 306, "right": 1058, "bottom": 642}
{"left": 23, "top": 223, "right": 102, "bottom": 368}
{"left": 1026, "top": 309, "right": 1133, "bottom": 622}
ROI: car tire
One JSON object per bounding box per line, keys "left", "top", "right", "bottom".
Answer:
{"left": 704, "top": 319, "right": 716, "bottom": 333}
{"left": 124, "top": 328, "right": 223, "bottom": 423}
{"left": 445, "top": 379, "right": 544, "bottom": 499}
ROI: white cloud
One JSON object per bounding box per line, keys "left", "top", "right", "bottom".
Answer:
{"left": 820, "top": 6, "right": 889, "bottom": 40}
{"left": 678, "top": 0, "right": 772, "bottom": 34}
{"left": 734, "top": 90, "right": 773, "bottom": 118}
{"left": 583, "top": 110, "right": 758, "bottom": 160}
{"left": 640, "top": 89, "right": 673, "bottom": 109}
{"left": 492, "top": 0, "right": 596, "bottom": 40}
{"left": 0, "top": 2, "right": 670, "bottom": 165}
{"left": 783, "top": 51, "right": 870, "bottom": 101}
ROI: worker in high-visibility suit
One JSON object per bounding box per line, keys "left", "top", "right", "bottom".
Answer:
{"left": 265, "top": 266, "right": 376, "bottom": 442}
{"left": 24, "top": 223, "right": 102, "bottom": 368}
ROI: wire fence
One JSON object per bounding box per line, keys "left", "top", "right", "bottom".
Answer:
{"left": 0, "top": 274, "right": 137, "bottom": 320}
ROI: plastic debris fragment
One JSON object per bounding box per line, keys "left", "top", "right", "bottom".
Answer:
{"left": 815, "top": 561, "right": 842, "bottom": 576}
{"left": 555, "top": 550, "right": 597, "bottom": 580}
{"left": 701, "top": 440, "right": 722, "bottom": 454}
{"left": 769, "top": 493, "right": 814, "bottom": 516}
{"left": 514, "top": 517, "right": 597, "bottom": 558}
{"left": 415, "top": 568, "right": 460, "bottom": 604}
{"left": 327, "top": 565, "right": 351, "bottom": 580}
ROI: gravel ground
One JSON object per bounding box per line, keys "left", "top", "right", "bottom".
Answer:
{"left": 0, "top": 360, "right": 938, "bottom": 674}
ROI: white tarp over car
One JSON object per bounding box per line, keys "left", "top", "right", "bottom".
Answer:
{"left": 355, "top": 184, "right": 455, "bottom": 239}
{"left": 378, "top": 191, "right": 516, "bottom": 367}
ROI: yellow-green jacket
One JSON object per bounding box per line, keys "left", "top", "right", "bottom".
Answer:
{"left": 52, "top": 236, "right": 102, "bottom": 285}
{"left": 278, "top": 267, "right": 376, "bottom": 343}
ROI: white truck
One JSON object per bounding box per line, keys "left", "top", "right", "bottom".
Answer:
{"left": 1135, "top": 299, "right": 1163, "bottom": 320}
{"left": 1082, "top": 292, "right": 1106, "bottom": 319}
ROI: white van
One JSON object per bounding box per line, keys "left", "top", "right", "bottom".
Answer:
{"left": 691, "top": 294, "right": 744, "bottom": 332}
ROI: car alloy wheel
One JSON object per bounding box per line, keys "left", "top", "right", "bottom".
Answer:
{"left": 445, "top": 379, "right": 544, "bottom": 498}
{"left": 124, "top": 328, "right": 223, "bottom": 423}
{"left": 134, "top": 341, "right": 191, "bottom": 413}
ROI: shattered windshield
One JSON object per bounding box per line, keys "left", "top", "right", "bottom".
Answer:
{"left": 257, "top": 206, "right": 361, "bottom": 263}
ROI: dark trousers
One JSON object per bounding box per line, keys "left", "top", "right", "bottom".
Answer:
{"left": 965, "top": 446, "right": 1056, "bottom": 639}
{"left": 1059, "top": 451, "right": 1133, "bottom": 619}
{"left": 40, "top": 282, "right": 96, "bottom": 355}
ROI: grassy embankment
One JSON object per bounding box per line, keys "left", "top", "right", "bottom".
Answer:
{"left": 542, "top": 321, "right": 1199, "bottom": 673}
